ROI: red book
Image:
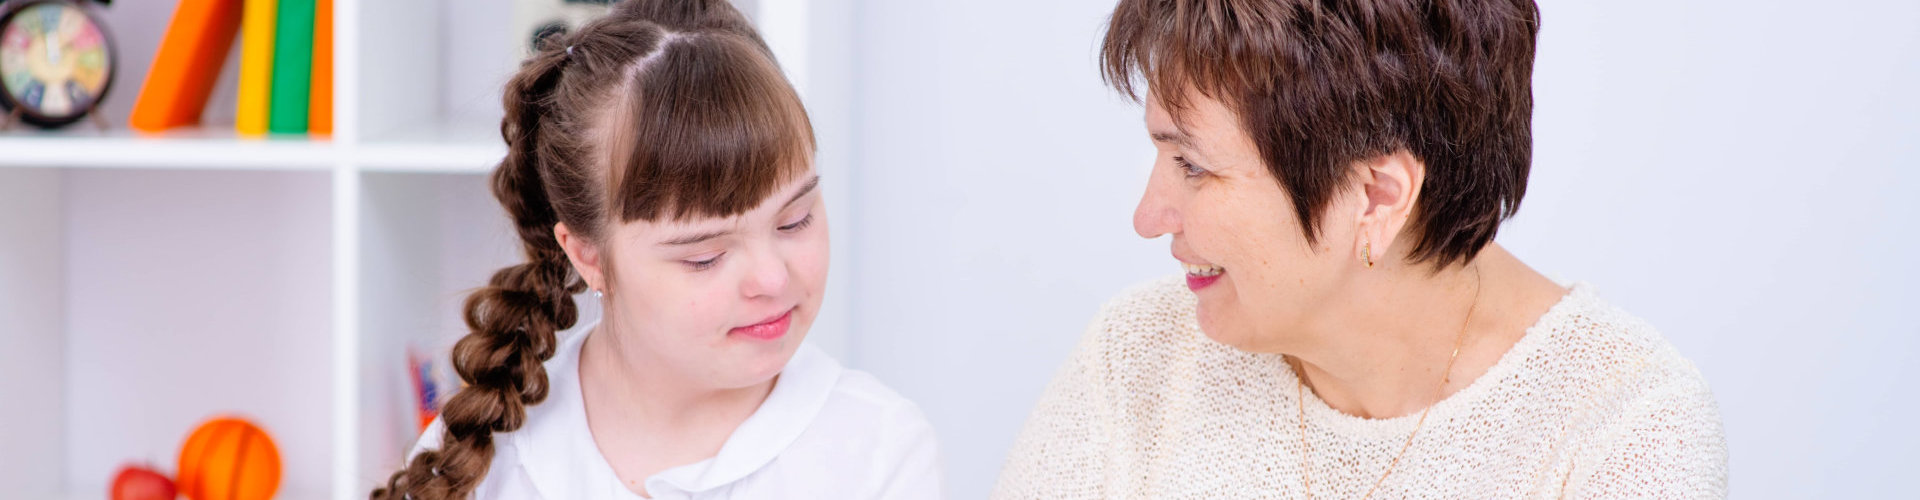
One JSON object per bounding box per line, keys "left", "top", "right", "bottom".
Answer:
{"left": 129, "top": 0, "right": 244, "bottom": 133}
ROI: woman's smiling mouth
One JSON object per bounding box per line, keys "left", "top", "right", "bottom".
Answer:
{"left": 1182, "top": 262, "right": 1224, "bottom": 291}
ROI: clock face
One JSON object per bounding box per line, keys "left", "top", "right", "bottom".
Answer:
{"left": 0, "top": 1, "right": 113, "bottom": 126}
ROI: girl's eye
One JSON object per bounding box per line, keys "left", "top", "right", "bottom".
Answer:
{"left": 686, "top": 253, "right": 724, "bottom": 271}
{"left": 1173, "top": 156, "right": 1207, "bottom": 178}
{"left": 779, "top": 213, "right": 814, "bottom": 232}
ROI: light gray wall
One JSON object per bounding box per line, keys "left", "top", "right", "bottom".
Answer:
{"left": 840, "top": 0, "right": 1920, "bottom": 498}
{"left": 1505, "top": 1, "right": 1920, "bottom": 497}
{"left": 845, "top": 1, "right": 1162, "bottom": 497}
{"left": 0, "top": 169, "right": 66, "bottom": 496}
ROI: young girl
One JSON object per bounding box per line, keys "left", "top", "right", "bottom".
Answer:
{"left": 371, "top": 1, "right": 941, "bottom": 498}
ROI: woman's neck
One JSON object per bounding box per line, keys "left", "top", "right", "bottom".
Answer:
{"left": 577, "top": 319, "right": 776, "bottom": 495}
{"left": 1288, "top": 244, "right": 1564, "bottom": 420}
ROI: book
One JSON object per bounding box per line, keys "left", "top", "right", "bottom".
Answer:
{"left": 235, "top": 0, "right": 277, "bottom": 135}
{"left": 128, "top": 0, "right": 244, "bottom": 133}
{"left": 308, "top": 0, "right": 333, "bottom": 136}
{"left": 266, "top": 0, "right": 315, "bottom": 134}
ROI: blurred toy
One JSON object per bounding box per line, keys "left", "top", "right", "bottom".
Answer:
{"left": 109, "top": 463, "right": 175, "bottom": 500}
{"left": 176, "top": 416, "right": 281, "bottom": 500}
{"left": 407, "top": 346, "right": 442, "bottom": 432}
{"left": 510, "top": 0, "right": 611, "bottom": 58}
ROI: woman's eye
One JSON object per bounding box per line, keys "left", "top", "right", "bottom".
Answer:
{"left": 1173, "top": 156, "right": 1207, "bottom": 178}
{"left": 686, "top": 253, "right": 723, "bottom": 271}
{"left": 779, "top": 213, "right": 814, "bottom": 232}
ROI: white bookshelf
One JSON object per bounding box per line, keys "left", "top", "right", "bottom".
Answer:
{"left": 0, "top": 129, "right": 339, "bottom": 170}
{"left": 0, "top": 1, "right": 852, "bottom": 499}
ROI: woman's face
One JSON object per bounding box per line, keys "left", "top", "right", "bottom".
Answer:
{"left": 596, "top": 171, "right": 830, "bottom": 389}
{"left": 1133, "top": 95, "right": 1361, "bottom": 353}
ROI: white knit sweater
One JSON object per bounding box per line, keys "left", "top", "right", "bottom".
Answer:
{"left": 994, "top": 277, "right": 1727, "bottom": 499}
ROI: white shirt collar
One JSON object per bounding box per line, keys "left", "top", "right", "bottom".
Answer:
{"left": 513, "top": 322, "right": 844, "bottom": 499}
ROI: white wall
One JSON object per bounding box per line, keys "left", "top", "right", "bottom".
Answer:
{"left": 841, "top": 0, "right": 1920, "bottom": 498}
{"left": 1507, "top": 1, "right": 1920, "bottom": 497}
{"left": 845, "top": 1, "right": 1162, "bottom": 497}
{"left": 63, "top": 170, "right": 335, "bottom": 494}
{"left": 0, "top": 169, "right": 65, "bottom": 496}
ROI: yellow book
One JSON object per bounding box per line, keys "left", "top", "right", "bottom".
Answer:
{"left": 236, "top": 0, "right": 278, "bottom": 135}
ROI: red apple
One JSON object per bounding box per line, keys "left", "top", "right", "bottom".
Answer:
{"left": 111, "top": 464, "right": 176, "bottom": 500}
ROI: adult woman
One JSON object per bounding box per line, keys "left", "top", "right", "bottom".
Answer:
{"left": 995, "top": 0, "right": 1726, "bottom": 498}
{"left": 370, "top": 1, "right": 941, "bottom": 498}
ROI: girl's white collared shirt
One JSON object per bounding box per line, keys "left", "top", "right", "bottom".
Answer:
{"left": 411, "top": 326, "right": 944, "bottom": 499}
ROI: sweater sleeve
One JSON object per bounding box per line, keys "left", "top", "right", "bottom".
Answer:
{"left": 990, "top": 308, "right": 1119, "bottom": 499}
{"left": 1566, "top": 370, "right": 1729, "bottom": 499}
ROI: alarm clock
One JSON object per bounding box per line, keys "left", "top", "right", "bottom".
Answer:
{"left": 0, "top": 0, "right": 115, "bottom": 129}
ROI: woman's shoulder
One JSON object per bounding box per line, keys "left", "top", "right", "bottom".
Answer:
{"left": 1534, "top": 284, "right": 1727, "bottom": 493}
{"left": 1532, "top": 284, "right": 1715, "bottom": 396}
{"left": 1083, "top": 275, "right": 1206, "bottom": 351}
{"left": 1082, "top": 275, "right": 1237, "bottom": 365}
{"left": 1068, "top": 276, "right": 1267, "bottom": 409}
{"left": 1096, "top": 275, "right": 1198, "bottom": 326}
{"left": 1520, "top": 284, "right": 1723, "bottom": 445}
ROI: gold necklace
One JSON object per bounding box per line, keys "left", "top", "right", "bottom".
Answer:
{"left": 1295, "top": 266, "right": 1481, "bottom": 499}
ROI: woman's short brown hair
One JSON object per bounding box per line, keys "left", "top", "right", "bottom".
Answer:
{"left": 1103, "top": 0, "right": 1541, "bottom": 268}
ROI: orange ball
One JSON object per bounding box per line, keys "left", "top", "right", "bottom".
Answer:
{"left": 176, "top": 416, "right": 282, "bottom": 500}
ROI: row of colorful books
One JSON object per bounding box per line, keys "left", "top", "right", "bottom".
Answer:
{"left": 130, "top": 0, "right": 333, "bottom": 136}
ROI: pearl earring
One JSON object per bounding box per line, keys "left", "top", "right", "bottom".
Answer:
{"left": 592, "top": 289, "right": 604, "bottom": 299}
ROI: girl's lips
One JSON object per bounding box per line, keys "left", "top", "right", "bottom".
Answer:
{"left": 1186, "top": 272, "right": 1222, "bottom": 291}
{"left": 729, "top": 309, "right": 793, "bottom": 340}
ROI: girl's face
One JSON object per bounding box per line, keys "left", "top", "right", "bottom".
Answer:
{"left": 591, "top": 171, "right": 830, "bottom": 390}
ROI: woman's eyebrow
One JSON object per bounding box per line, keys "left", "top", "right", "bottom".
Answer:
{"left": 1151, "top": 130, "right": 1192, "bottom": 147}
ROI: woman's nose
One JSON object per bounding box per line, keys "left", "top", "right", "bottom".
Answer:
{"left": 1133, "top": 167, "right": 1181, "bottom": 239}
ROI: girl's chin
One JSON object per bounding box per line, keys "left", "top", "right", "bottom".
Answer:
{"left": 712, "top": 337, "right": 805, "bottom": 386}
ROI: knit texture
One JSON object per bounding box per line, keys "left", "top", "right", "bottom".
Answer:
{"left": 994, "top": 277, "right": 1727, "bottom": 499}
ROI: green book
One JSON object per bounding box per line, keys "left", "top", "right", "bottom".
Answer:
{"left": 266, "top": 0, "right": 315, "bottom": 134}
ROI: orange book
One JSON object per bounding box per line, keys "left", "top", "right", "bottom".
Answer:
{"left": 308, "top": 0, "right": 333, "bottom": 136}
{"left": 129, "top": 0, "right": 245, "bottom": 133}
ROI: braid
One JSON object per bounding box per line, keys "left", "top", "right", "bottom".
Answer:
{"left": 369, "top": 43, "right": 582, "bottom": 500}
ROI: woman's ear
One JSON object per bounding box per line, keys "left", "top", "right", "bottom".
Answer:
{"left": 554, "top": 222, "right": 605, "bottom": 292}
{"left": 1352, "top": 150, "right": 1425, "bottom": 267}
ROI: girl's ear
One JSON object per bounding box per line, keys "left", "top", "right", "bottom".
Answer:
{"left": 554, "top": 222, "right": 606, "bottom": 292}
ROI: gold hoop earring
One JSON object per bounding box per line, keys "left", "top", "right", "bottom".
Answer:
{"left": 1363, "top": 241, "right": 1374, "bottom": 269}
